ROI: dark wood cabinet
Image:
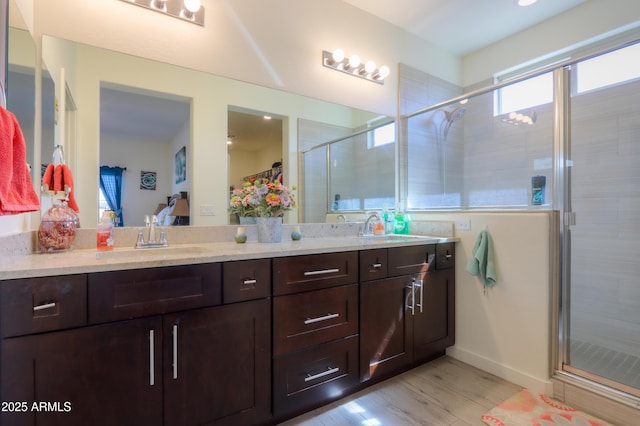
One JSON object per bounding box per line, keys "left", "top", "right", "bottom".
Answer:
{"left": 1, "top": 316, "right": 163, "bottom": 426}
{"left": 360, "top": 275, "right": 413, "bottom": 382}
{"left": 360, "top": 244, "right": 455, "bottom": 384}
{"left": 164, "top": 299, "right": 271, "bottom": 426}
{"left": 272, "top": 253, "right": 359, "bottom": 418}
{"left": 1, "top": 261, "right": 272, "bottom": 426}
{"left": 1, "top": 242, "right": 455, "bottom": 425}
{"left": 413, "top": 269, "right": 455, "bottom": 362}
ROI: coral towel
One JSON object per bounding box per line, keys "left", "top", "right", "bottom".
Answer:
{"left": 41, "top": 163, "right": 80, "bottom": 213}
{"left": 0, "top": 108, "right": 40, "bottom": 215}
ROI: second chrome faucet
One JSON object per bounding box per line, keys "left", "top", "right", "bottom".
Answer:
{"left": 135, "top": 215, "right": 168, "bottom": 248}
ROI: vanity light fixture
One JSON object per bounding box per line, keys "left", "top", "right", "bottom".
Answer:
{"left": 119, "top": 0, "right": 204, "bottom": 26}
{"left": 322, "top": 49, "right": 390, "bottom": 84}
{"left": 501, "top": 110, "right": 537, "bottom": 126}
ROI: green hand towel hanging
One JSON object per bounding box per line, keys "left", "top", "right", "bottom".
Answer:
{"left": 466, "top": 229, "right": 497, "bottom": 291}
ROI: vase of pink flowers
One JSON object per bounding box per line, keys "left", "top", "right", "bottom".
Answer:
{"left": 229, "top": 179, "right": 296, "bottom": 242}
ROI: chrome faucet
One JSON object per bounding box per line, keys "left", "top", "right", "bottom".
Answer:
{"left": 135, "top": 215, "right": 168, "bottom": 249}
{"left": 148, "top": 215, "right": 157, "bottom": 243}
{"left": 363, "top": 212, "right": 380, "bottom": 236}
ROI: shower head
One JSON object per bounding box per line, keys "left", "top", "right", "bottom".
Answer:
{"left": 445, "top": 107, "right": 466, "bottom": 123}
{"left": 442, "top": 107, "right": 466, "bottom": 140}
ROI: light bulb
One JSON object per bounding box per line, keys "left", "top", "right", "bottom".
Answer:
{"left": 332, "top": 49, "right": 345, "bottom": 63}
{"left": 348, "top": 55, "right": 361, "bottom": 69}
{"left": 377, "top": 65, "right": 390, "bottom": 79}
{"left": 184, "top": 0, "right": 201, "bottom": 13}
{"left": 365, "top": 61, "right": 376, "bottom": 74}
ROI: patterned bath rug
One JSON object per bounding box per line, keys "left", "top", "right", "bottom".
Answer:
{"left": 481, "top": 389, "right": 614, "bottom": 426}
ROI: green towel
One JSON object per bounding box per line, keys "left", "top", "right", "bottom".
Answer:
{"left": 466, "top": 229, "right": 497, "bottom": 289}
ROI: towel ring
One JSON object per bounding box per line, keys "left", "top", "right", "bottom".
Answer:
{"left": 53, "top": 145, "right": 65, "bottom": 166}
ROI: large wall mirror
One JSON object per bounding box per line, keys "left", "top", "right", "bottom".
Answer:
{"left": 6, "top": 2, "right": 36, "bottom": 176}
{"left": 37, "top": 33, "right": 394, "bottom": 227}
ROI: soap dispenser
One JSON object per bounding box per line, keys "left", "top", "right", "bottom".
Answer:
{"left": 97, "top": 211, "right": 114, "bottom": 251}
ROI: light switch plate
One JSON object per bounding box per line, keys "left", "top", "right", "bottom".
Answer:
{"left": 455, "top": 219, "right": 471, "bottom": 231}
{"left": 200, "top": 205, "right": 216, "bottom": 216}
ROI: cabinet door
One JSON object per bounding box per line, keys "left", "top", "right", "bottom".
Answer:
{"left": 359, "top": 276, "right": 413, "bottom": 383}
{"left": 164, "top": 299, "right": 271, "bottom": 426}
{"left": 1, "top": 317, "right": 162, "bottom": 426}
{"left": 413, "top": 270, "right": 455, "bottom": 362}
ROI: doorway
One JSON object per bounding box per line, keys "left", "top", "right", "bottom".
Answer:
{"left": 227, "top": 107, "right": 283, "bottom": 223}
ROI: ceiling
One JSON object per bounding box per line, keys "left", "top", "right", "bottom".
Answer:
{"left": 343, "top": 0, "right": 588, "bottom": 56}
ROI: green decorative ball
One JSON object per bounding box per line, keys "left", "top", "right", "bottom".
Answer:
{"left": 234, "top": 233, "right": 247, "bottom": 243}
{"left": 291, "top": 231, "right": 302, "bottom": 241}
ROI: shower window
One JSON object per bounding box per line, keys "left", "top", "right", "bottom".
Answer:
{"left": 576, "top": 41, "right": 640, "bottom": 93}
{"left": 495, "top": 72, "right": 553, "bottom": 116}
{"left": 368, "top": 121, "right": 395, "bottom": 148}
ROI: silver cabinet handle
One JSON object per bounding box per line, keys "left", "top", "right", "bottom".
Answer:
{"left": 303, "top": 268, "right": 339, "bottom": 276}
{"left": 304, "top": 313, "right": 339, "bottom": 325}
{"left": 372, "top": 263, "right": 382, "bottom": 269}
{"left": 304, "top": 367, "right": 339, "bottom": 382}
{"left": 243, "top": 279, "right": 257, "bottom": 285}
{"left": 414, "top": 277, "right": 424, "bottom": 313}
{"left": 405, "top": 283, "right": 415, "bottom": 315}
{"left": 33, "top": 302, "right": 56, "bottom": 312}
{"left": 172, "top": 324, "right": 178, "bottom": 380}
{"left": 149, "top": 330, "right": 155, "bottom": 386}
{"left": 444, "top": 254, "right": 452, "bottom": 259}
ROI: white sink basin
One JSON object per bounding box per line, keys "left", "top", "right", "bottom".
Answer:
{"left": 95, "top": 245, "right": 210, "bottom": 260}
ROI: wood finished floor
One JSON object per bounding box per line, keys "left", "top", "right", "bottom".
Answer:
{"left": 277, "top": 356, "right": 522, "bottom": 426}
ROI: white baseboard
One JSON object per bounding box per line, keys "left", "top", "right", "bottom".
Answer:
{"left": 447, "top": 346, "right": 553, "bottom": 395}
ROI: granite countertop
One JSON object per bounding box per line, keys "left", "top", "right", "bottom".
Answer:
{"left": 0, "top": 223, "right": 458, "bottom": 280}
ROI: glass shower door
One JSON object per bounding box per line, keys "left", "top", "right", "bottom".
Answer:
{"left": 564, "top": 54, "right": 640, "bottom": 395}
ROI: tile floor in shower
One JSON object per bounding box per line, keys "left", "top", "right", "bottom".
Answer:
{"left": 570, "top": 339, "right": 640, "bottom": 391}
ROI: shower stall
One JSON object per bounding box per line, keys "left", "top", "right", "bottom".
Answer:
{"left": 402, "top": 37, "right": 640, "bottom": 407}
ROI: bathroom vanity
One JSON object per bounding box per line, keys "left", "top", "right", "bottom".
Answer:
{"left": 0, "top": 233, "right": 455, "bottom": 425}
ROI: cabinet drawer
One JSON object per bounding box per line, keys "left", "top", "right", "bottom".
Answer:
{"left": 388, "top": 244, "right": 436, "bottom": 277}
{"left": 436, "top": 243, "right": 455, "bottom": 270}
{"left": 359, "top": 249, "right": 388, "bottom": 281}
{"left": 273, "top": 284, "right": 358, "bottom": 355}
{"left": 88, "top": 264, "right": 221, "bottom": 323}
{"left": 222, "top": 259, "right": 271, "bottom": 303}
{"left": 273, "top": 251, "right": 358, "bottom": 296}
{"left": 0, "top": 275, "right": 87, "bottom": 338}
{"left": 273, "top": 335, "right": 359, "bottom": 418}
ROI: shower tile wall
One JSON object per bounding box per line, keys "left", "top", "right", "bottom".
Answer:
{"left": 299, "top": 119, "right": 353, "bottom": 223}
{"left": 401, "top": 65, "right": 555, "bottom": 209}
{"left": 299, "top": 119, "right": 395, "bottom": 222}
{"left": 462, "top": 89, "right": 554, "bottom": 208}
{"left": 399, "top": 64, "right": 464, "bottom": 208}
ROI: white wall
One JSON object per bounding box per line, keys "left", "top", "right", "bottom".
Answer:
{"left": 101, "top": 136, "right": 173, "bottom": 228}
{"left": 463, "top": 0, "right": 640, "bottom": 86}
{"left": 414, "top": 211, "right": 555, "bottom": 394}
